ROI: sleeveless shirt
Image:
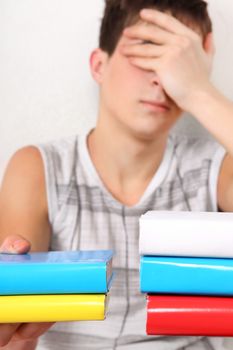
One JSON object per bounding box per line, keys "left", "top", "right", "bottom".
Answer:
{"left": 35, "top": 131, "right": 226, "bottom": 350}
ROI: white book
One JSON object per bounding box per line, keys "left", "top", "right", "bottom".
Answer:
{"left": 139, "top": 211, "right": 233, "bottom": 258}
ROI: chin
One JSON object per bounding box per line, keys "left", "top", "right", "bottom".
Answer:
{"left": 129, "top": 126, "right": 166, "bottom": 142}
{"left": 133, "top": 112, "right": 181, "bottom": 139}
{"left": 131, "top": 121, "right": 171, "bottom": 140}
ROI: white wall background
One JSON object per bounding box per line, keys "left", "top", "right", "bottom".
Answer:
{"left": 1, "top": 0, "right": 233, "bottom": 184}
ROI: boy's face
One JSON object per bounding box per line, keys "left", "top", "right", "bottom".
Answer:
{"left": 94, "top": 34, "right": 182, "bottom": 139}
{"left": 91, "top": 17, "right": 207, "bottom": 140}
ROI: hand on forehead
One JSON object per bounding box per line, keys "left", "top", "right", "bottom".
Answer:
{"left": 123, "top": 8, "right": 201, "bottom": 43}
{"left": 118, "top": 8, "right": 214, "bottom": 109}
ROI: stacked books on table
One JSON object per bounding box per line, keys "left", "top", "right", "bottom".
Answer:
{"left": 0, "top": 250, "right": 114, "bottom": 323}
{"left": 139, "top": 211, "right": 233, "bottom": 336}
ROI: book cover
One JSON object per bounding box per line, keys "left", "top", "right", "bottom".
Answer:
{"left": 0, "top": 250, "right": 114, "bottom": 294}
{"left": 139, "top": 211, "right": 233, "bottom": 257}
{"left": 147, "top": 295, "right": 233, "bottom": 336}
{"left": 140, "top": 255, "right": 233, "bottom": 295}
{"left": 0, "top": 294, "right": 109, "bottom": 323}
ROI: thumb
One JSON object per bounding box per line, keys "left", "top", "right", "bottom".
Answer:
{"left": 0, "top": 235, "right": 31, "bottom": 254}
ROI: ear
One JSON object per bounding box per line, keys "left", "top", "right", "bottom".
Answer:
{"left": 203, "top": 32, "right": 215, "bottom": 57}
{"left": 203, "top": 32, "right": 215, "bottom": 75}
{"left": 89, "top": 48, "right": 109, "bottom": 84}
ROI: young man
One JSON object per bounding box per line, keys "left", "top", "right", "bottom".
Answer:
{"left": 1, "top": 0, "right": 233, "bottom": 349}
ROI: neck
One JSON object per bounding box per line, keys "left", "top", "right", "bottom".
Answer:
{"left": 87, "top": 115, "right": 170, "bottom": 206}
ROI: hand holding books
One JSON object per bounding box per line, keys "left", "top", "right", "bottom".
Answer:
{"left": 0, "top": 234, "right": 54, "bottom": 348}
{"left": 0, "top": 235, "right": 114, "bottom": 346}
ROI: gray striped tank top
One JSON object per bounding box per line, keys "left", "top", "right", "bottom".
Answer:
{"left": 35, "top": 130, "right": 226, "bottom": 350}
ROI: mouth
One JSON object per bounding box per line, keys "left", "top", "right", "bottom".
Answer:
{"left": 140, "top": 100, "right": 170, "bottom": 112}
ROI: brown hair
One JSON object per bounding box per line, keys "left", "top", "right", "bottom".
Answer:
{"left": 99, "top": 0, "right": 212, "bottom": 55}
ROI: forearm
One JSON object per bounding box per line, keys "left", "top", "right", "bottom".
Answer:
{"left": 186, "top": 85, "right": 233, "bottom": 156}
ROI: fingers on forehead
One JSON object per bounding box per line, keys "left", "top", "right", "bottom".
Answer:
{"left": 124, "top": 23, "right": 175, "bottom": 44}
{"left": 140, "top": 9, "right": 196, "bottom": 37}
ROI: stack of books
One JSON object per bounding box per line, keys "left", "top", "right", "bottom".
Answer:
{"left": 139, "top": 211, "right": 233, "bottom": 336}
{"left": 0, "top": 250, "right": 114, "bottom": 323}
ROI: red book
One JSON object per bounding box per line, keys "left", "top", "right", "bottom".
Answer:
{"left": 147, "top": 295, "right": 233, "bottom": 336}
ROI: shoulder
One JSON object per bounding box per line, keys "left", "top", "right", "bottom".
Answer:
{"left": 35, "top": 135, "right": 80, "bottom": 181}
{"left": 0, "top": 134, "right": 80, "bottom": 228}
{"left": 0, "top": 147, "right": 52, "bottom": 250}
{"left": 171, "top": 134, "right": 224, "bottom": 171}
{"left": 172, "top": 134, "right": 220, "bottom": 157}
{"left": 2, "top": 146, "right": 45, "bottom": 189}
{"left": 36, "top": 135, "right": 79, "bottom": 162}
{"left": 0, "top": 133, "right": 80, "bottom": 210}
{"left": 0, "top": 146, "right": 46, "bottom": 207}
{"left": 0, "top": 146, "right": 48, "bottom": 235}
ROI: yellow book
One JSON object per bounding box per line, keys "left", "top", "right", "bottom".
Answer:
{"left": 0, "top": 294, "right": 109, "bottom": 323}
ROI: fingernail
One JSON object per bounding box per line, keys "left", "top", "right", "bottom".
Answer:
{"left": 13, "top": 240, "right": 27, "bottom": 250}
{"left": 0, "top": 240, "right": 26, "bottom": 254}
{"left": 0, "top": 242, "right": 9, "bottom": 253}
{"left": 0, "top": 245, "right": 17, "bottom": 254}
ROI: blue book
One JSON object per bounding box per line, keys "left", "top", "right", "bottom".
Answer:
{"left": 0, "top": 250, "right": 114, "bottom": 295}
{"left": 140, "top": 256, "right": 233, "bottom": 295}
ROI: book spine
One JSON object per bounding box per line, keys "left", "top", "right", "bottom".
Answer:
{"left": 140, "top": 256, "right": 233, "bottom": 295}
{"left": 0, "top": 294, "right": 106, "bottom": 323}
{"left": 147, "top": 295, "right": 233, "bottom": 336}
{"left": 0, "top": 263, "right": 108, "bottom": 294}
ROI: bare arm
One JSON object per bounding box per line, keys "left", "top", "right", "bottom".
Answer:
{"left": 0, "top": 146, "right": 54, "bottom": 348}
{"left": 0, "top": 146, "right": 51, "bottom": 251}
{"left": 121, "top": 9, "right": 233, "bottom": 212}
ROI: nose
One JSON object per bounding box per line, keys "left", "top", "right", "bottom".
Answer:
{"left": 150, "top": 72, "right": 162, "bottom": 87}
{"left": 149, "top": 72, "right": 167, "bottom": 101}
